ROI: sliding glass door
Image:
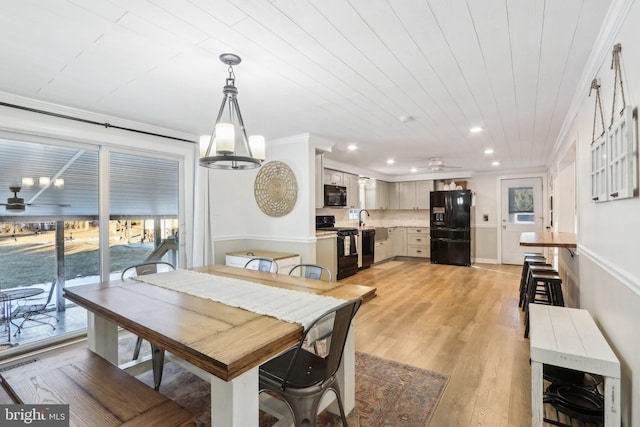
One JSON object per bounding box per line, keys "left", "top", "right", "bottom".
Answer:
{"left": 0, "top": 137, "right": 183, "bottom": 351}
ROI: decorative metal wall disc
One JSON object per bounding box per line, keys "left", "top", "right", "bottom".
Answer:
{"left": 254, "top": 161, "right": 298, "bottom": 217}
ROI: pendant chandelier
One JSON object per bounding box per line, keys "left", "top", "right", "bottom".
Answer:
{"left": 199, "top": 53, "right": 265, "bottom": 170}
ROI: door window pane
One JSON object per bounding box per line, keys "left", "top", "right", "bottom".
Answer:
{"left": 508, "top": 187, "right": 534, "bottom": 224}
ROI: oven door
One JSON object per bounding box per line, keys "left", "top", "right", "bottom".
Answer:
{"left": 336, "top": 234, "right": 358, "bottom": 279}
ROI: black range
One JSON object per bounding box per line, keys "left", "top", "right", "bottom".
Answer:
{"left": 316, "top": 215, "right": 358, "bottom": 280}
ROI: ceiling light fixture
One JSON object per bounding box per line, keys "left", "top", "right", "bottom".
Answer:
{"left": 39, "top": 177, "right": 50, "bottom": 187}
{"left": 347, "top": 144, "right": 358, "bottom": 151}
{"left": 470, "top": 126, "right": 483, "bottom": 133}
{"left": 484, "top": 148, "right": 494, "bottom": 155}
{"left": 387, "top": 159, "right": 394, "bottom": 165}
{"left": 492, "top": 161, "right": 500, "bottom": 166}
{"left": 199, "top": 53, "right": 265, "bottom": 170}
{"left": 410, "top": 167, "right": 417, "bottom": 173}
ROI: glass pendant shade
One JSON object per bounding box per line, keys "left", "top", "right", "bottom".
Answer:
{"left": 249, "top": 135, "right": 266, "bottom": 160}
{"left": 215, "top": 123, "right": 235, "bottom": 154}
{"left": 199, "top": 53, "right": 264, "bottom": 170}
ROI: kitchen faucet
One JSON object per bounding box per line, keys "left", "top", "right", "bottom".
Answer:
{"left": 359, "top": 209, "right": 370, "bottom": 228}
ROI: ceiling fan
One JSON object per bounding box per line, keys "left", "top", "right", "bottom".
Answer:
{"left": 427, "top": 157, "right": 462, "bottom": 172}
{"left": 1, "top": 186, "right": 70, "bottom": 212}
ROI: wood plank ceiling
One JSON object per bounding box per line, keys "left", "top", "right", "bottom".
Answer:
{"left": 0, "top": 0, "right": 612, "bottom": 176}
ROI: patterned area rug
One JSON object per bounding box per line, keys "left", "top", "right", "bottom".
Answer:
{"left": 125, "top": 337, "right": 449, "bottom": 427}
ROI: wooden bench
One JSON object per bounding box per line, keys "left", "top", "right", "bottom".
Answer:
{"left": 529, "top": 305, "right": 620, "bottom": 426}
{"left": 0, "top": 348, "right": 194, "bottom": 426}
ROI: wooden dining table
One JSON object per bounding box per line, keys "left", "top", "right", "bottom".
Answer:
{"left": 63, "top": 265, "right": 376, "bottom": 426}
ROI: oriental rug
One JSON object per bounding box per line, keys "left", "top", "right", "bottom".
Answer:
{"left": 122, "top": 336, "right": 449, "bottom": 427}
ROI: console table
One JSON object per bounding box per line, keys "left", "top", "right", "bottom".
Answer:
{"left": 529, "top": 304, "right": 620, "bottom": 426}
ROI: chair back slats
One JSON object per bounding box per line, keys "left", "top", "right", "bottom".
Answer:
{"left": 325, "top": 299, "right": 361, "bottom": 375}
{"left": 288, "top": 264, "right": 332, "bottom": 281}
{"left": 281, "top": 297, "right": 362, "bottom": 389}
{"left": 121, "top": 261, "right": 175, "bottom": 279}
{"left": 243, "top": 258, "right": 278, "bottom": 273}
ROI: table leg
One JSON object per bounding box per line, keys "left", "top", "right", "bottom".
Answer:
{"left": 86, "top": 312, "right": 118, "bottom": 365}
{"left": 210, "top": 366, "right": 259, "bottom": 426}
{"left": 604, "top": 376, "right": 621, "bottom": 426}
{"left": 530, "top": 360, "right": 544, "bottom": 426}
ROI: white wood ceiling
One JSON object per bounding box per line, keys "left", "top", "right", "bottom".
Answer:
{"left": 0, "top": 0, "right": 612, "bottom": 176}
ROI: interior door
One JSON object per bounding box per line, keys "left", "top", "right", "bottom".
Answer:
{"left": 500, "top": 177, "right": 543, "bottom": 265}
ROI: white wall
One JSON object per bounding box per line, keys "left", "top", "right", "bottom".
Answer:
{"left": 550, "top": 1, "right": 640, "bottom": 424}
{"left": 210, "top": 133, "right": 318, "bottom": 264}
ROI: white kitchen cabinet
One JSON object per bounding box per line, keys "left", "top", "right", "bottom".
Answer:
{"left": 225, "top": 250, "right": 301, "bottom": 275}
{"left": 315, "top": 234, "right": 337, "bottom": 281}
{"left": 407, "top": 227, "right": 429, "bottom": 258}
{"left": 315, "top": 154, "right": 324, "bottom": 208}
{"left": 324, "top": 169, "right": 343, "bottom": 186}
{"left": 396, "top": 181, "right": 433, "bottom": 209}
{"left": 391, "top": 227, "right": 407, "bottom": 256}
{"left": 344, "top": 172, "right": 360, "bottom": 209}
{"left": 415, "top": 181, "right": 433, "bottom": 209}
{"left": 373, "top": 240, "right": 389, "bottom": 263}
{"left": 364, "top": 179, "right": 390, "bottom": 210}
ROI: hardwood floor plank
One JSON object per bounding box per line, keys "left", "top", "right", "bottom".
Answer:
{"left": 344, "top": 260, "right": 530, "bottom": 426}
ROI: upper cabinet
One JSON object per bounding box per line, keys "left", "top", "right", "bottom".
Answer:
{"left": 390, "top": 181, "right": 433, "bottom": 209}
{"left": 317, "top": 166, "right": 359, "bottom": 209}
{"left": 344, "top": 173, "right": 360, "bottom": 209}
{"left": 324, "top": 169, "right": 343, "bottom": 186}
{"left": 364, "top": 179, "right": 390, "bottom": 210}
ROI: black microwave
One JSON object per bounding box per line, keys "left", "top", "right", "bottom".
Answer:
{"left": 324, "top": 184, "right": 347, "bottom": 207}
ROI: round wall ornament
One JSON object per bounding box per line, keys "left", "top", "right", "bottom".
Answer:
{"left": 254, "top": 161, "right": 298, "bottom": 217}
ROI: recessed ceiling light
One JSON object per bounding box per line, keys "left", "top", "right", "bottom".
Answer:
{"left": 387, "top": 159, "right": 394, "bottom": 165}
{"left": 470, "top": 126, "right": 483, "bottom": 133}
{"left": 492, "top": 161, "right": 500, "bottom": 166}
{"left": 484, "top": 148, "right": 494, "bottom": 155}
{"left": 347, "top": 144, "right": 357, "bottom": 151}
{"left": 410, "top": 167, "right": 417, "bottom": 173}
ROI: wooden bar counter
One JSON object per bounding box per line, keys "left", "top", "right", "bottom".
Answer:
{"left": 519, "top": 231, "right": 577, "bottom": 249}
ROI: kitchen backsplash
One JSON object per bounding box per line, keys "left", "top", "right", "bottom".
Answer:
{"left": 316, "top": 208, "right": 430, "bottom": 227}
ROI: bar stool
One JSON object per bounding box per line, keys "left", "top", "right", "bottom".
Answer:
{"left": 519, "top": 256, "right": 548, "bottom": 308}
{"left": 524, "top": 251, "right": 544, "bottom": 258}
{"left": 524, "top": 271, "right": 564, "bottom": 338}
{"left": 521, "top": 263, "right": 556, "bottom": 310}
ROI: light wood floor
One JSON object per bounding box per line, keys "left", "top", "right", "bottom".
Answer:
{"left": 343, "top": 259, "right": 531, "bottom": 427}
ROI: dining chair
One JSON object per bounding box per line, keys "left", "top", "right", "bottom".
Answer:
{"left": 12, "top": 280, "right": 58, "bottom": 334}
{"left": 121, "top": 261, "right": 175, "bottom": 390}
{"left": 243, "top": 257, "right": 279, "bottom": 273}
{"left": 288, "top": 263, "right": 333, "bottom": 281}
{"left": 259, "top": 297, "right": 362, "bottom": 427}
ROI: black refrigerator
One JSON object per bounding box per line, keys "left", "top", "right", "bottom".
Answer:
{"left": 430, "top": 190, "right": 472, "bottom": 266}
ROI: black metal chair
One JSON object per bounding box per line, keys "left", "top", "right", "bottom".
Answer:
{"left": 289, "top": 264, "right": 333, "bottom": 281}
{"left": 243, "top": 257, "right": 279, "bottom": 273}
{"left": 259, "top": 297, "right": 362, "bottom": 427}
{"left": 12, "top": 280, "right": 58, "bottom": 335}
{"left": 121, "top": 261, "right": 175, "bottom": 390}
